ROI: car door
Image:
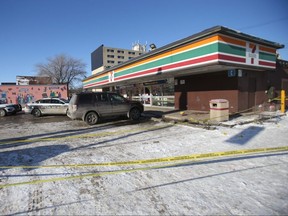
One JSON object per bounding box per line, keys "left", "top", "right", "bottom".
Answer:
{"left": 51, "top": 99, "right": 67, "bottom": 114}
{"left": 37, "top": 99, "right": 51, "bottom": 114}
{"left": 95, "top": 93, "right": 113, "bottom": 117}
{"left": 109, "top": 93, "right": 130, "bottom": 115}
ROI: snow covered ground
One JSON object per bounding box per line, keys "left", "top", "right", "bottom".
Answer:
{"left": 0, "top": 113, "right": 288, "bottom": 215}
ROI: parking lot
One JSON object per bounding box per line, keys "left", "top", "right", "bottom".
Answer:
{"left": 0, "top": 112, "right": 70, "bottom": 124}
{"left": 1, "top": 112, "right": 288, "bottom": 215}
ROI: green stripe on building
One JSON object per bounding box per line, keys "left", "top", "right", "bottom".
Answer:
{"left": 259, "top": 52, "right": 276, "bottom": 61}
{"left": 218, "top": 43, "right": 246, "bottom": 56}
{"left": 115, "top": 42, "right": 247, "bottom": 78}
{"left": 115, "top": 43, "right": 219, "bottom": 78}
{"left": 84, "top": 75, "right": 109, "bottom": 85}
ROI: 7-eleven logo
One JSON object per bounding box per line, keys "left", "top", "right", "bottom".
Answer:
{"left": 109, "top": 71, "right": 114, "bottom": 82}
{"left": 246, "top": 42, "right": 259, "bottom": 65}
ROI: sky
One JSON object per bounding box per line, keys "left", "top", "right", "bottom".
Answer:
{"left": 0, "top": 0, "right": 288, "bottom": 84}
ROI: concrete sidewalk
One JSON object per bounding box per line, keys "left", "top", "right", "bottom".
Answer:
{"left": 143, "top": 106, "right": 286, "bottom": 128}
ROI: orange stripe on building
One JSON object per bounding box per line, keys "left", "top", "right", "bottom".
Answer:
{"left": 259, "top": 45, "right": 275, "bottom": 54}
{"left": 114, "top": 35, "right": 220, "bottom": 73}
{"left": 86, "top": 34, "right": 250, "bottom": 82}
{"left": 84, "top": 73, "right": 108, "bottom": 83}
{"left": 218, "top": 34, "right": 246, "bottom": 47}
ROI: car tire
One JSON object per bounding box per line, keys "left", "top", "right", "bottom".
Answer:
{"left": 0, "top": 109, "right": 6, "bottom": 117}
{"left": 32, "top": 108, "right": 42, "bottom": 117}
{"left": 129, "top": 108, "right": 141, "bottom": 120}
{"left": 85, "top": 112, "right": 99, "bottom": 125}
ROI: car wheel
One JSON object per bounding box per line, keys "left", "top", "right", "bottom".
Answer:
{"left": 129, "top": 108, "right": 141, "bottom": 120}
{"left": 0, "top": 109, "right": 6, "bottom": 117}
{"left": 85, "top": 112, "right": 98, "bottom": 125}
{"left": 32, "top": 108, "right": 42, "bottom": 117}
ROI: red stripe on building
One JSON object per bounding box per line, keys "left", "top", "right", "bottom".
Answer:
{"left": 84, "top": 80, "right": 109, "bottom": 88}
{"left": 115, "top": 54, "right": 219, "bottom": 81}
{"left": 259, "top": 61, "right": 275, "bottom": 68}
{"left": 218, "top": 54, "right": 246, "bottom": 63}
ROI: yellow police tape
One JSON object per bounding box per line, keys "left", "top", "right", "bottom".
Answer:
{"left": 0, "top": 146, "right": 288, "bottom": 189}
{"left": 0, "top": 162, "right": 158, "bottom": 189}
{"left": 1, "top": 146, "right": 287, "bottom": 169}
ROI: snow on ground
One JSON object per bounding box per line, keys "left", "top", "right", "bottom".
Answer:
{"left": 0, "top": 114, "right": 288, "bottom": 215}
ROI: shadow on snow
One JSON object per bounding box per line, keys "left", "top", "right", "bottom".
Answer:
{"left": 0, "top": 117, "right": 171, "bottom": 171}
{"left": 133, "top": 151, "right": 288, "bottom": 191}
{"left": 225, "top": 126, "right": 265, "bottom": 145}
{"left": 0, "top": 116, "right": 153, "bottom": 150}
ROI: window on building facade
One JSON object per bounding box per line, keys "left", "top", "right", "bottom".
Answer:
{"left": 128, "top": 51, "right": 135, "bottom": 55}
{"left": 118, "top": 61, "right": 123, "bottom": 64}
{"left": 117, "top": 50, "right": 124, "bottom": 54}
{"left": 107, "top": 49, "right": 114, "bottom": 53}
{"left": 118, "top": 56, "right": 124, "bottom": 59}
{"left": 107, "top": 55, "right": 114, "bottom": 58}
{"left": 107, "top": 60, "right": 115, "bottom": 63}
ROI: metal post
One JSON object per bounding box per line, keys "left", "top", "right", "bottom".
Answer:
{"left": 281, "top": 90, "right": 286, "bottom": 113}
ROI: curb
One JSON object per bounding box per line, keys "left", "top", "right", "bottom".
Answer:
{"left": 160, "top": 112, "right": 286, "bottom": 129}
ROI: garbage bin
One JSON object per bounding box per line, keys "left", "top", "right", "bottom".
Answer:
{"left": 209, "top": 99, "right": 229, "bottom": 122}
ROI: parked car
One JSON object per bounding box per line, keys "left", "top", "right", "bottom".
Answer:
{"left": 25, "top": 98, "right": 69, "bottom": 117}
{"left": 67, "top": 92, "right": 144, "bottom": 125}
{"left": 0, "top": 102, "right": 22, "bottom": 117}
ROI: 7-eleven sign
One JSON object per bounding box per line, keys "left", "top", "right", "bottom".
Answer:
{"left": 109, "top": 71, "right": 114, "bottom": 82}
{"left": 246, "top": 42, "right": 259, "bottom": 65}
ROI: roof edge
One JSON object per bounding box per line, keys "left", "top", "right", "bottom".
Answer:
{"left": 84, "top": 25, "right": 284, "bottom": 82}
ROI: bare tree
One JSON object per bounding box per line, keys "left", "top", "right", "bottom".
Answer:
{"left": 35, "top": 54, "right": 87, "bottom": 88}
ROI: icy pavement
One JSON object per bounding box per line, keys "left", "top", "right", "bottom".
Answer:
{"left": 0, "top": 114, "right": 288, "bottom": 215}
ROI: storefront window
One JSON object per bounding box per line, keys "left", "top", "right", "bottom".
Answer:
{"left": 117, "top": 78, "right": 174, "bottom": 107}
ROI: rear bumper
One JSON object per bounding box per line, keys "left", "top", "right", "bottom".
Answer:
{"left": 67, "top": 111, "right": 77, "bottom": 120}
{"left": 23, "top": 107, "right": 32, "bottom": 114}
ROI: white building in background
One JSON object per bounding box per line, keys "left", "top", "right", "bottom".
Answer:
{"left": 91, "top": 42, "right": 147, "bottom": 75}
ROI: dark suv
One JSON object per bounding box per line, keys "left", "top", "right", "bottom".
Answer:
{"left": 67, "top": 92, "right": 144, "bottom": 125}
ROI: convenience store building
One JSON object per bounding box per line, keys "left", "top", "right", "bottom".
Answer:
{"left": 83, "top": 26, "right": 287, "bottom": 113}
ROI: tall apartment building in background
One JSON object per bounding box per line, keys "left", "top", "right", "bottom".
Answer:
{"left": 91, "top": 42, "right": 147, "bottom": 75}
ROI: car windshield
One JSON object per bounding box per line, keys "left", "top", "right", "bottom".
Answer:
{"left": 110, "top": 94, "right": 127, "bottom": 102}
{"left": 35, "top": 99, "right": 50, "bottom": 103}
{"left": 60, "top": 98, "right": 70, "bottom": 103}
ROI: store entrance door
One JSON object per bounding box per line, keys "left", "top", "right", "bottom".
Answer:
{"left": 143, "top": 87, "right": 152, "bottom": 106}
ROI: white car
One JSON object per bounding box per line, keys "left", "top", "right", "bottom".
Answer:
{"left": 0, "top": 99, "right": 22, "bottom": 117}
{"left": 25, "top": 98, "right": 69, "bottom": 117}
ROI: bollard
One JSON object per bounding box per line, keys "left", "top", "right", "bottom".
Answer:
{"left": 281, "top": 90, "right": 286, "bottom": 113}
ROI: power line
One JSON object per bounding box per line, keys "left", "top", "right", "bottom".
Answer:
{"left": 239, "top": 16, "right": 288, "bottom": 31}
